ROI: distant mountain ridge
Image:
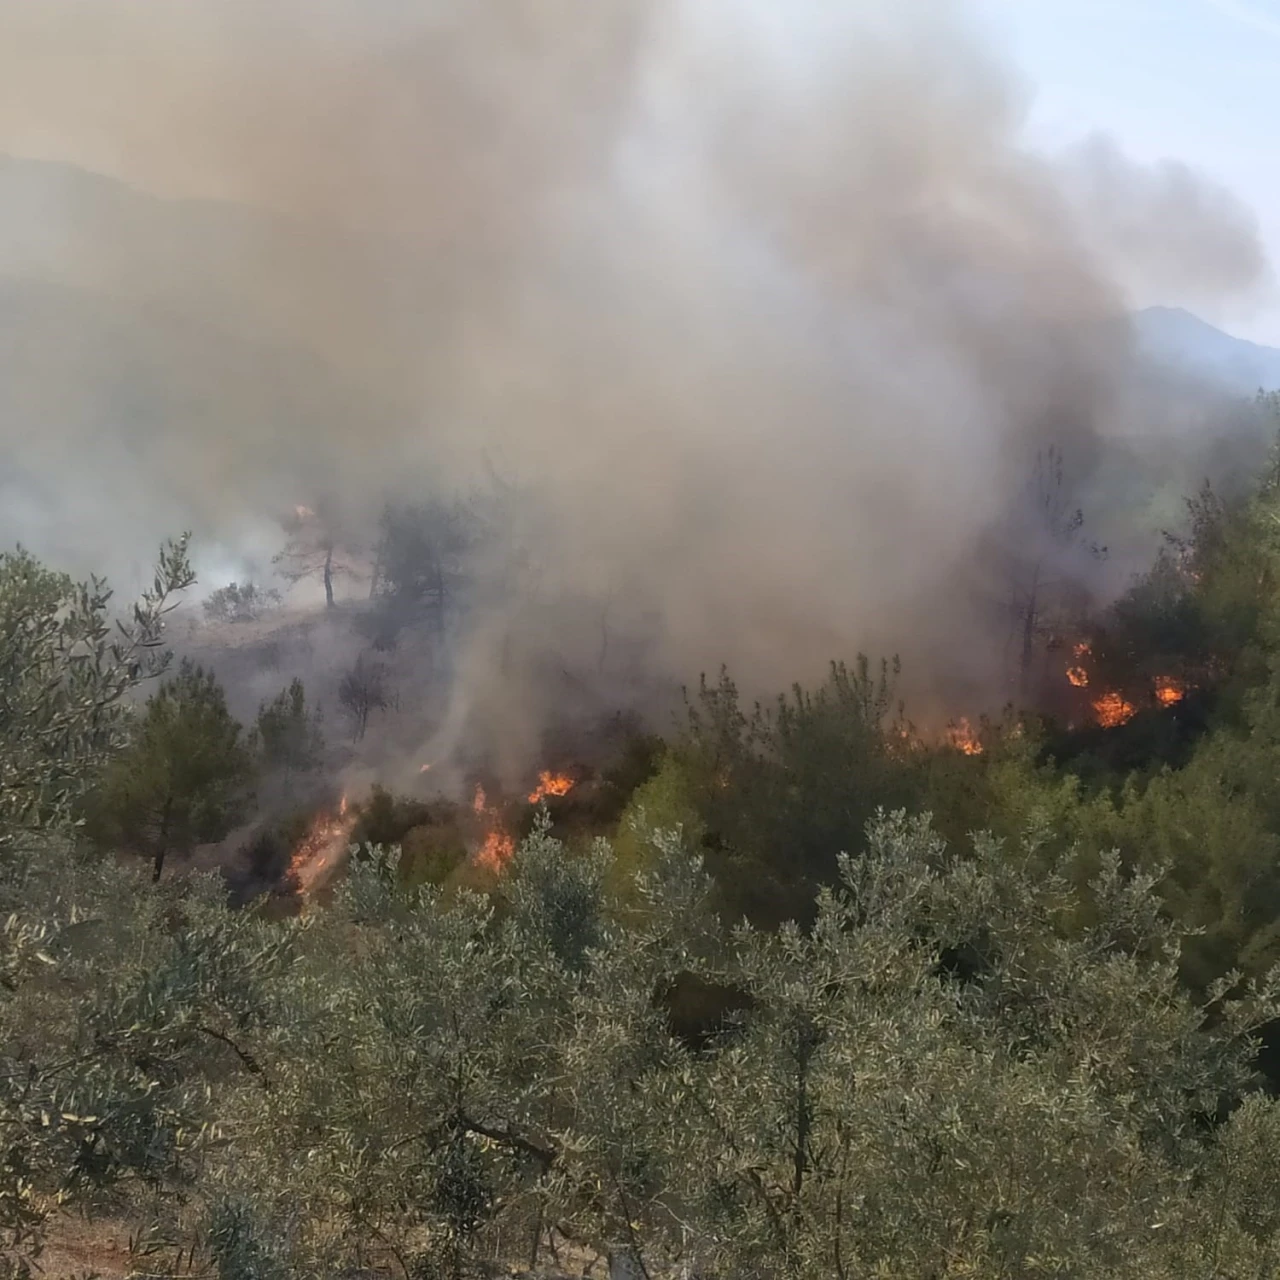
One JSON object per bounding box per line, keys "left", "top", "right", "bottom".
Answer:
{"left": 1133, "top": 306, "right": 1280, "bottom": 395}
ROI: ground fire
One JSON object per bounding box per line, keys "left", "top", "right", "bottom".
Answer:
{"left": 1092, "top": 690, "right": 1137, "bottom": 729}
{"left": 469, "top": 783, "right": 508, "bottom": 871}
{"left": 288, "top": 794, "right": 355, "bottom": 896}
{"left": 945, "top": 718, "right": 984, "bottom": 755}
{"left": 470, "top": 773, "right": 579, "bottom": 874}
{"left": 1065, "top": 639, "right": 1187, "bottom": 728}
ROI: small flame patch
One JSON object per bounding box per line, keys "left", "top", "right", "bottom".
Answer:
{"left": 1093, "top": 691, "right": 1136, "bottom": 729}
{"left": 1066, "top": 642, "right": 1091, "bottom": 689}
{"left": 528, "top": 771, "right": 575, "bottom": 804}
{"left": 945, "top": 718, "right": 984, "bottom": 756}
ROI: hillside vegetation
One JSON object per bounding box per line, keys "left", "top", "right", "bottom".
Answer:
{"left": 13, "top": 415, "right": 1280, "bottom": 1275}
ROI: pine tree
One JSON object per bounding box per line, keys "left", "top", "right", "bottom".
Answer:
{"left": 85, "top": 660, "right": 255, "bottom": 880}
{"left": 254, "top": 678, "right": 324, "bottom": 783}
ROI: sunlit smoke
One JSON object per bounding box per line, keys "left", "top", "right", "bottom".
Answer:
{"left": 0, "top": 0, "right": 1270, "bottom": 775}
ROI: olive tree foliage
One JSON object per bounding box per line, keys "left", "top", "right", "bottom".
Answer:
{"left": 0, "top": 539, "right": 290, "bottom": 1275}
{"left": 210, "top": 817, "right": 713, "bottom": 1278}
{"left": 0, "top": 536, "right": 194, "bottom": 841}
{"left": 647, "top": 815, "right": 1280, "bottom": 1278}
{"left": 208, "top": 812, "right": 1280, "bottom": 1279}
{"left": 0, "top": 841, "right": 299, "bottom": 1277}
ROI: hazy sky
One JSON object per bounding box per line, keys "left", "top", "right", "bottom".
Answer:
{"left": 980, "top": 0, "right": 1280, "bottom": 343}
{"left": 0, "top": 1, "right": 1274, "bottom": 344}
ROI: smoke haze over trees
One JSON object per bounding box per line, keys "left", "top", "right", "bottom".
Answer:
{"left": 13, "top": 5, "right": 1280, "bottom": 1274}
{"left": 0, "top": 0, "right": 1275, "bottom": 756}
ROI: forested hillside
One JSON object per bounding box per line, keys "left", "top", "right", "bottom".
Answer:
{"left": 10, "top": 403, "right": 1280, "bottom": 1277}
{"left": 7, "top": 2, "right": 1280, "bottom": 1276}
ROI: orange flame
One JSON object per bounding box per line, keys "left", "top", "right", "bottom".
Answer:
{"left": 945, "top": 718, "right": 984, "bottom": 756}
{"left": 1093, "top": 691, "right": 1136, "bottom": 729}
{"left": 476, "top": 828, "right": 516, "bottom": 873}
{"left": 467, "top": 770, "right": 578, "bottom": 877}
{"left": 1066, "top": 641, "right": 1091, "bottom": 689}
{"left": 470, "top": 781, "right": 517, "bottom": 873}
{"left": 528, "top": 771, "right": 575, "bottom": 804}
{"left": 288, "top": 793, "right": 356, "bottom": 896}
{"left": 1154, "top": 676, "right": 1185, "bottom": 706}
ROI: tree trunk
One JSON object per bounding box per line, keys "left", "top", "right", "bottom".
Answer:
{"left": 152, "top": 795, "right": 174, "bottom": 882}
{"left": 323, "top": 545, "right": 334, "bottom": 608}
{"left": 1019, "top": 563, "right": 1041, "bottom": 697}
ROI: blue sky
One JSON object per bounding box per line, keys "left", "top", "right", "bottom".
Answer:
{"left": 977, "top": 0, "right": 1280, "bottom": 344}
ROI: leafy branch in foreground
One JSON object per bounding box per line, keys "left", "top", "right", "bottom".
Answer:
{"left": 0, "top": 535, "right": 194, "bottom": 841}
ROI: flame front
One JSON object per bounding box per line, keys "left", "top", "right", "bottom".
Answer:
{"left": 528, "top": 771, "right": 575, "bottom": 804}
{"left": 945, "top": 718, "right": 984, "bottom": 756}
{"left": 471, "top": 782, "right": 517, "bottom": 874}
{"left": 476, "top": 828, "right": 516, "bottom": 873}
{"left": 1093, "top": 691, "right": 1136, "bottom": 729}
{"left": 1154, "top": 675, "right": 1186, "bottom": 706}
{"left": 288, "top": 793, "right": 356, "bottom": 896}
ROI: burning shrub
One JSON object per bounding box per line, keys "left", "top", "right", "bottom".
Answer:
{"left": 229, "top": 819, "right": 306, "bottom": 905}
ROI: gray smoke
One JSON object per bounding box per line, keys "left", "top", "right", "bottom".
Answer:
{"left": 0, "top": 0, "right": 1270, "bottom": 768}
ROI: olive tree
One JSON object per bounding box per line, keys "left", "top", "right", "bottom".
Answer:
{"left": 0, "top": 536, "right": 194, "bottom": 841}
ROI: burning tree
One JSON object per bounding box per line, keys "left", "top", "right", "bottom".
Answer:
{"left": 273, "top": 501, "right": 360, "bottom": 609}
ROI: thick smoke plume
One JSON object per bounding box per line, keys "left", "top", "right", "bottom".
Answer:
{"left": 0, "top": 0, "right": 1271, "bottom": 774}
